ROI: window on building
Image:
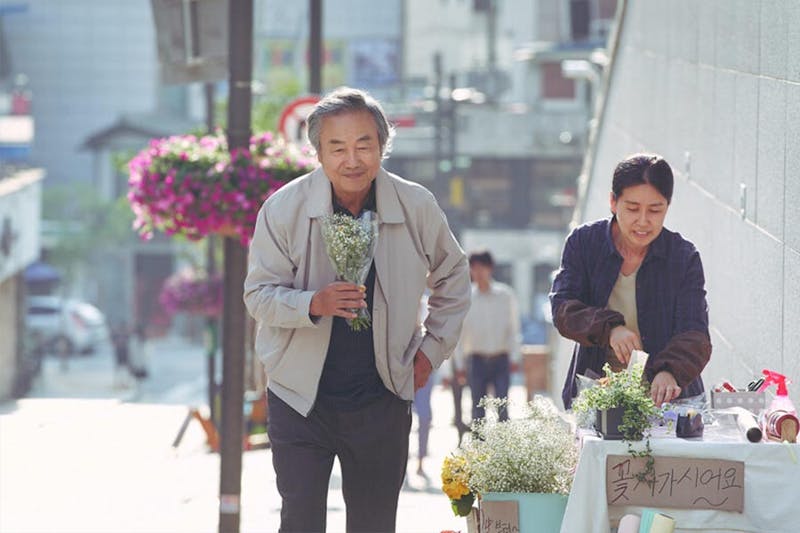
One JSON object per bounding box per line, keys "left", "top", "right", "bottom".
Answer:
{"left": 570, "top": 0, "right": 590, "bottom": 41}
{"left": 597, "top": 0, "right": 617, "bottom": 20}
{"left": 541, "top": 62, "right": 576, "bottom": 99}
{"left": 467, "top": 176, "right": 512, "bottom": 223}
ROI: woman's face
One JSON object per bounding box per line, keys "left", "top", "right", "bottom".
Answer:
{"left": 610, "top": 183, "right": 669, "bottom": 251}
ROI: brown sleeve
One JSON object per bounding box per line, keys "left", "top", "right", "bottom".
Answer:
{"left": 553, "top": 299, "right": 626, "bottom": 347}
{"left": 648, "top": 330, "right": 712, "bottom": 387}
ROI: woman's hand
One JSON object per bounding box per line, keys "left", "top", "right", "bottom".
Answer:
{"left": 608, "top": 325, "right": 642, "bottom": 365}
{"left": 651, "top": 371, "right": 681, "bottom": 406}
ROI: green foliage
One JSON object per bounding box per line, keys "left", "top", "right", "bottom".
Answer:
{"left": 572, "top": 363, "right": 657, "bottom": 441}
{"left": 42, "top": 183, "right": 135, "bottom": 283}
{"left": 572, "top": 363, "right": 659, "bottom": 485}
{"left": 452, "top": 493, "right": 475, "bottom": 517}
{"left": 214, "top": 74, "right": 304, "bottom": 134}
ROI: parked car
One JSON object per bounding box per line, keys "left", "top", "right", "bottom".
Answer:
{"left": 26, "top": 296, "right": 110, "bottom": 355}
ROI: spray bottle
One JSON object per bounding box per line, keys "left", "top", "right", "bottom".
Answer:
{"left": 758, "top": 369, "right": 798, "bottom": 443}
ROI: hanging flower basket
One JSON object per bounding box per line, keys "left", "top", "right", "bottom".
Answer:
{"left": 159, "top": 268, "right": 223, "bottom": 318}
{"left": 127, "top": 131, "right": 317, "bottom": 245}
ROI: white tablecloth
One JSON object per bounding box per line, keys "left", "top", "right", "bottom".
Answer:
{"left": 560, "top": 435, "right": 800, "bottom": 533}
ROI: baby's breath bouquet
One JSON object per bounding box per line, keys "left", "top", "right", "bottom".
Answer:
{"left": 319, "top": 211, "right": 379, "bottom": 331}
{"left": 464, "top": 396, "right": 579, "bottom": 496}
{"left": 441, "top": 396, "right": 578, "bottom": 518}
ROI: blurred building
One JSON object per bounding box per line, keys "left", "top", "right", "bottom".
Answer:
{"left": 3, "top": 0, "right": 617, "bottom": 352}
{"left": 253, "top": 0, "right": 403, "bottom": 100}
{"left": 385, "top": 0, "right": 617, "bottom": 332}
{"left": 3, "top": 0, "right": 197, "bottom": 332}
{"left": 0, "top": 0, "right": 43, "bottom": 399}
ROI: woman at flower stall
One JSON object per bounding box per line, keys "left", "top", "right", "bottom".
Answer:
{"left": 243, "top": 87, "right": 471, "bottom": 533}
{"left": 550, "top": 154, "right": 712, "bottom": 409}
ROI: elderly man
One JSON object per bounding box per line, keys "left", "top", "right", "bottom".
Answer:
{"left": 244, "top": 87, "right": 471, "bottom": 532}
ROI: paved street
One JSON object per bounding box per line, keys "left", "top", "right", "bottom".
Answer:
{"left": 0, "top": 335, "right": 534, "bottom": 533}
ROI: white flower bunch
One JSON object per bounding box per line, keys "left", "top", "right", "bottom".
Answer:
{"left": 320, "top": 211, "right": 379, "bottom": 331}
{"left": 464, "top": 396, "right": 578, "bottom": 496}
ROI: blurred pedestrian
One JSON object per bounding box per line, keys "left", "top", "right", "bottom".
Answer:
{"left": 413, "top": 290, "right": 434, "bottom": 479}
{"left": 447, "top": 352, "right": 469, "bottom": 442}
{"left": 413, "top": 373, "right": 434, "bottom": 478}
{"left": 128, "top": 323, "right": 149, "bottom": 381}
{"left": 457, "top": 249, "right": 521, "bottom": 423}
{"left": 550, "top": 153, "right": 711, "bottom": 408}
{"left": 244, "top": 87, "right": 471, "bottom": 533}
{"left": 111, "top": 322, "right": 132, "bottom": 389}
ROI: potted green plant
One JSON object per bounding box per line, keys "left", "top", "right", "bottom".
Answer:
{"left": 441, "top": 396, "right": 579, "bottom": 533}
{"left": 572, "top": 362, "right": 659, "bottom": 484}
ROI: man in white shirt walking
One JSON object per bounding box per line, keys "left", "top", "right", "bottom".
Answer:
{"left": 458, "top": 250, "right": 520, "bottom": 422}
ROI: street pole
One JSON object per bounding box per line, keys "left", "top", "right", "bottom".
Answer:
{"left": 486, "top": 0, "right": 498, "bottom": 103}
{"left": 433, "top": 52, "right": 443, "bottom": 197}
{"left": 309, "top": 0, "right": 322, "bottom": 94}
{"left": 204, "top": 82, "right": 219, "bottom": 426}
{"left": 218, "top": 0, "right": 252, "bottom": 532}
{"left": 446, "top": 73, "right": 460, "bottom": 235}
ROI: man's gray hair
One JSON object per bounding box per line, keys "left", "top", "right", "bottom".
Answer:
{"left": 306, "top": 87, "right": 395, "bottom": 159}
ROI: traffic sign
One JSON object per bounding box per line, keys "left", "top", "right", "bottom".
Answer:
{"left": 278, "top": 95, "right": 320, "bottom": 145}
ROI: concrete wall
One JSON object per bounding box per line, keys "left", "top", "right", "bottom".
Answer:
{"left": 559, "top": 0, "right": 800, "bottom": 406}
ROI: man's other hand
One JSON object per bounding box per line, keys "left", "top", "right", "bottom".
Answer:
{"left": 413, "top": 350, "right": 433, "bottom": 391}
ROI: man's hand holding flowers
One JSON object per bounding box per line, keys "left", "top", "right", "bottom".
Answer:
{"left": 309, "top": 281, "right": 367, "bottom": 320}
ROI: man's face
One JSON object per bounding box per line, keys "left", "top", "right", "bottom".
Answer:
{"left": 469, "top": 262, "right": 492, "bottom": 286}
{"left": 316, "top": 110, "right": 382, "bottom": 199}
{"left": 610, "top": 183, "right": 669, "bottom": 251}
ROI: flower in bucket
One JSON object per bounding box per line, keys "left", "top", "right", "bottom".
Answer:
{"left": 465, "top": 396, "right": 579, "bottom": 497}
{"left": 319, "top": 211, "right": 379, "bottom": 331}
{"left": 441, "top": 451, "right": 476, "bottom": 517}
{"left": 128, "top": 132, "right": 316, "bottom": 245}
{"left": 159, "top": 268, "right": 223, "bottom": 318}
{"left": 441, "top": 395, "right": 579, "bottom": 517}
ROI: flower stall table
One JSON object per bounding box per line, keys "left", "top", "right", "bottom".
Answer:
{"left": 560, "top": 434, "right": 800, "bottom": 533}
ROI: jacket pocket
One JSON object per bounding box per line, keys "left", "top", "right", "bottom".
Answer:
{"left": 255, "top": 324, "right": 294, "bottom": 373}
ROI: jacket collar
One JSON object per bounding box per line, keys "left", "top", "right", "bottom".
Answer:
{"left": 304, "top": 166, "right": 405, "bottom": 224}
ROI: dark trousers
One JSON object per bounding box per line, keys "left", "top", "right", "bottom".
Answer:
{"left": 268, "top": 388, "right": 412, "bottom": 533}
{"left": 468, "top": 353, "right": 510, "bottom": 421}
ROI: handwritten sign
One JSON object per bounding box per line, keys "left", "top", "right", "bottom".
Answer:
{"left": 606, "top": 455, "right": 744, "bottom": 512}
{"left": 480, "top": 500, "right": 520, "bottom": 533}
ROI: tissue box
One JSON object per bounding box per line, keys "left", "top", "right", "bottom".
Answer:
{"left": 710, "top": 390, "right": 765, "bottom": 412}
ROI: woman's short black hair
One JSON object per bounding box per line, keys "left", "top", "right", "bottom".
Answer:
{"left": 612, "top": 153, "right": 674, "bottom": 204}
{"left": 468, "top": 250, "right": 494, "bottom": 268}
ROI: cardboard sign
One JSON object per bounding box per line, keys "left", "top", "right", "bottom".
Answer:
{"left": 480, "top": 500, "right": 520, "bottom": 533}
{"left": 606, "top": 455, "right": 744, "bottom": 512}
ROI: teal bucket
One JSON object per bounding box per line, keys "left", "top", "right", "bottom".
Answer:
{"left": 481, "top": 492, "right": 568, "bottom": 533}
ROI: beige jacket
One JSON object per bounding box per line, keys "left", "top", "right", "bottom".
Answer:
{"left": 244, "top": 166, "right": 471, "bottom": 416}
